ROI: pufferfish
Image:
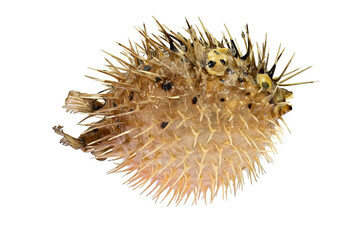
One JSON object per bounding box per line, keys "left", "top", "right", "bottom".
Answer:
{"left": 53, "top": 18, "right": 313, "bottom": 205}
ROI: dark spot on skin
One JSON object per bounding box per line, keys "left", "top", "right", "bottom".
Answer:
{"left": 162, "top": 82, "right": 174, "bottom": 91}
{"left": 93, "top": 101, "right": 104, "bottom": 110}
{"left": 220, "top": 59, "right": 226, "bottom": 65}
{"left": 192, "top": 97, "right": 197, "bottom": 104}
{"left": 220, "top": 79, "right": 224, "bottom": 82}
{"left": 113, "top": 102, "right": 117, "bottom": 107}
{"left": 238, "top": 78, "right": 244, "bottom": 83}
{"left": 129, "top": 108, "right": 133, "bottom": 112}
{"left": 220, "top": 98, "right": 226, "bottom": 102}
{"left": 143, "top": 65, "right": 152, "bottom": 71}
{"left": 191, "top": 43, "right": 194, "bottom": 47}
{"left": 214, "top": 51, "right": 219, "bottom": 55}
{"left": 93, "top": 129, "right": 99, "bottom": 133}
{"left": 207, "top": 61, "right": 216, "bottom": 68}
{"left": 261, "top": 82, "right": 270, "bottom": 89}
{"left": 227, "top": 68, "right": 234, "bottom": 74}
{"left": 245, "top": 92, "right": 250, "bottom": 96}
{"left": 248, "top": 103, "right": 252, "bottom": 109}
{"left": 129, "top": 91, "right": 134, "bottom": 101}
{"left": 160, "top": 122, "right": 169, "bottom": 129}
{"left": 93, "top": 105, "right": 102, "bottom": 110}
{"left": 269, "top": 98, "right": 274, "bottom": 104}
{"left": 155, "top": 77, "right": 162, "bottom": 82}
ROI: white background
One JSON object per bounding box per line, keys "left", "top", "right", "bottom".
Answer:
{"left": 1, "top": 0, "right": 359, "bottom": 239}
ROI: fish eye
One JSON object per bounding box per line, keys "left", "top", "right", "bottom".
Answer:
{"left": 257, "top": 74, "right": 272, "bottom": 89}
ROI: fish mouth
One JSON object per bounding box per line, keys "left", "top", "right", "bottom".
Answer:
{"left": 270, "top": 88, "right": 293, "bottom": 116}
{"left": 271, "top": 87, "right": 293, "bottom": 104}
{"left": 280, "top": 104, "right": 292, "bottom": 116}
{"left": 284, "top": 90, "right": 293, "bottom": 100}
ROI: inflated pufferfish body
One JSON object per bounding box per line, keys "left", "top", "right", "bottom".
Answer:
{"left": 54, "top": 19, "right": 312, "bottom": 204}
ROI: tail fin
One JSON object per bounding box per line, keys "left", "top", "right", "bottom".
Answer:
{"left": 53, "top": 125, "right": 85, "bottom": 150}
